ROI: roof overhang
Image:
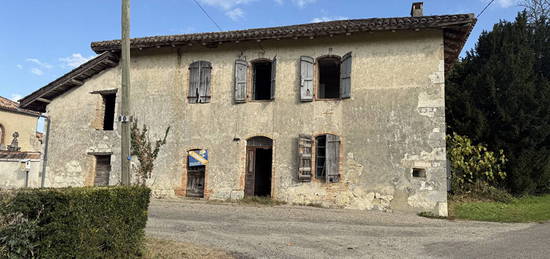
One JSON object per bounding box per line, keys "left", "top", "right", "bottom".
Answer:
{"left": 92, "top": 14, "right": 476, "bottom": 72}
{"left": 20, "top": 52, "right": 119, "bottom": 112}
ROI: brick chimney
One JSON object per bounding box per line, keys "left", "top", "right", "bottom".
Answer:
{"left": 410, "top": 2, "right": 424, "bottom": 17}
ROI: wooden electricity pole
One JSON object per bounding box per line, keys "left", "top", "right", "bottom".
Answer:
{"left": 121, "top": 0, "right": 131, "bottom": 185}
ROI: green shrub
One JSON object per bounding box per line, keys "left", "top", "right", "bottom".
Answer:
{"left": 448, "top": 133, "right": 509, "bottom": 199}
{"left": 0, "top": 186, "right": 150, "bottom": 258}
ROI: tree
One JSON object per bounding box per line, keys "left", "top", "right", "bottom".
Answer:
{"left": 446, "top": 12, "right": 550, "bottom": 194}
{"left": 520, "top": 0, "right": 549, "bottom": 22}
{"left": 130, "top": 120, "right": 170, "bottom": 186}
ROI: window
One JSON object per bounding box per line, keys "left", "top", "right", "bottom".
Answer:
{"left": 301, "top": 52, "right": 352, "bottom": 101}
{"left": 318, "top": 57, "right": 340, "bottom": 99}
{"left": 252, "top": 58, "right": 276, "bottom": 100}
{"left": 315, "top": 134, "right": 340, "bottom": 183}
{"left": 102, "top": 93, "right": 116, "bottom": 130}
{"left": 94, "top": 155, "right": 111, "bottom": 186}
{"left": 412, "top": 168, "right": 427, "bottom": 178}
{"left": 189, "top": 61, "right": 212, "bottom": 104}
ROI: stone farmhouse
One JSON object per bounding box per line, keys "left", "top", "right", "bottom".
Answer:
{"left": 20, "top": 3, "right": 476, "bottom": 215}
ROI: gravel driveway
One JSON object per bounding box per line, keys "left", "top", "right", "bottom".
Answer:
{"left": 146, "top": 199, "right": 548, "bottom": 258}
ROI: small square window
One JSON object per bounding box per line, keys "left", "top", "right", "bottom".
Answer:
{"left": 412, "top": 168, "right": 426, "bottom": 178}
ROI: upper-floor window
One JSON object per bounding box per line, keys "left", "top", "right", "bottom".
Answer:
{"left": 189, "top": 61, "right": 212, "bottom": 104}
{"left": 300, "top": 52, "right": 352, "bottom": 101}
{"left": 101, "top": 93, "right": 116, "bottom": 131}
{"left": 252, "top": 58, "right": 276, "bottom": 100}
{"left": 234, "top": 57, "right": 277, "bottom": 103}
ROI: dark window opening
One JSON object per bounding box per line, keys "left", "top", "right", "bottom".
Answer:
{"left": 412, "top": 168, "right": 427, "bottom": 178}
{"left": 102, "top": 93, "right": 116, "bottom": 130}
{"left": 315, "top": 135, "right": 327, "bottom": 179}
{"left": 318, "top": 57, "right": 340, "bottom": 99}
{"left": 94, "top": 155, "right": 111, "bottom": 186}
{"left": 253, "top": 61, "right": 272, "bottom": 100}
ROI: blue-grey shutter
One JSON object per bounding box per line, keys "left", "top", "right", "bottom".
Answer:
{"left": 300, "top": 56, "right": 314, "bottom": 101}
{"left": 234, "top": 59, "right": 247, "bottom": 103}
{"left": 199, "top": 61, "right": 212, "bottom": 103}
{"left": 340, "top": 52, "right": 352, "bottom": 99}
{"left": 298, "top": 134, "right": 313, "bottom": 181}
{"left": 188, "top": 61, "right": 200, "bottom": 103}
{"left": 270, "top": 56, "right": 277, "bottom": 100}
{"left": 325, "top": 134, "right": 340, "bottom": 183}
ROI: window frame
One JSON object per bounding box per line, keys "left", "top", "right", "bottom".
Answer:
{"left": 249, "top": 58, "right": 275, "bottom": 102}
{"left": 312, "top": 133, "right": 341, "bottom": 183}
{"left": 188, "top": 60, "right": 212, "bottom": 104}
{"left": 315, "top": 55, "right": 342, "bottom": 100}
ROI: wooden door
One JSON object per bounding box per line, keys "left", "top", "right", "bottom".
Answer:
{"left": 186, "top": 166, "right": 205, "bottom": 198}
{"left": 244, "top": 148, "right": 256, "bottom": 197}
{"left": 94, "top": 155, "right": 111, "bottom": 186}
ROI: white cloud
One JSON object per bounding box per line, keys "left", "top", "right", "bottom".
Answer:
{"left": 311, "top": 16, "right": 348, "bottom": 23}
{"left": 31, "top": 68, "right": 44, "bottom": 76}
{"left": 226, "top": 8, "right": 245, "bottom": 21}
{"left": 199, "top": 0, "right": 255, "bottom": 10}
{"left": 16, "top": 64, "right": 23, "bottom": 69}
{"left": 59, "top": 53, "right": 95, "bottom": 68}
{"left": 25, "top": 58, "right": 52, "bottom": 69}
{"left": 292, "top": 0, "right": 317, "bottom": 8}
{"left": 10, "top": 94, "right": 22, "bottom": 102}
{"left": 496, "top": 0, "right": 516, "bottom": 8}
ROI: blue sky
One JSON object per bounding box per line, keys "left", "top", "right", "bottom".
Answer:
{"left": 0, "top": 0, "right": 523, "bottom": 103}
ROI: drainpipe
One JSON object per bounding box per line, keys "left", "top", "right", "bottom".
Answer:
{"left": 40, "top": 114, "right": 50, "bottom": 188}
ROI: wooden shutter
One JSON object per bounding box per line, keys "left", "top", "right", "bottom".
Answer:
{"left": 340, "top": 52, "right": 352, "bottom": 99}
{"left": 325, "top": 134, "right": 340, "bottom": 183}
{"left": 270, "top": 56, "right": 277, "bottom": 100}
{"left": 198, "top": 61, "right": 212, "bottom": 103}
{"left": 300, "top": 56, "right": 314, "bottom": 102}
{"left": 234, "top": 59, "right": 247, "bottom": 103}
{"left": 188, "top": 61, "right": 200, "bottom": 104}
{"left": 298, "top": 134, "right": 313, "bottom": 181}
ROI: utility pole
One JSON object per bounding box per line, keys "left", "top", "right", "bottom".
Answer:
{"left": 121, "top": 0, "right": 131, "bottom": 185}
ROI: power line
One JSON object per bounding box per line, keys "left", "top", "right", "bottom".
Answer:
{"left": 478, "top": 0, "right": 496, "bottom": 18}
{"left": 191, "top": 0, "right": 223, "bottom": 32}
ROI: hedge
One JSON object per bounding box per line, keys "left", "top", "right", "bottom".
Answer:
{"left": 0, "top": 186, "right": 151, "bottom": 258}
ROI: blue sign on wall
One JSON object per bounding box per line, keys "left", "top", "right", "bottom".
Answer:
{"left": 188, "top": 149, "right": 208, "bottom": 167}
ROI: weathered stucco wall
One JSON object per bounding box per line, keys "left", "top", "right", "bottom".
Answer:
{"left": 0, "top": 110, "right": 40, "bottom": 151}
{"left": 0, "top": 158, "right": 41, "bottom": 189}
{"left": 45, "top": 30, "right": 448, "bottom": 215}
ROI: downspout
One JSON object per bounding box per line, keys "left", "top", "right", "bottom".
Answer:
{"left": 40, "top": 114, "right": 50, "bottom": 188}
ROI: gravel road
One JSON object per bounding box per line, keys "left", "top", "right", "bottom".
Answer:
{"left": 146, "top": 199, "right": 548, "bottom": 258}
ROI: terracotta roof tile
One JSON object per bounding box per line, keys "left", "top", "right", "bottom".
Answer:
{"left": 0, "top": 96, "right": 40, "bottom": 117}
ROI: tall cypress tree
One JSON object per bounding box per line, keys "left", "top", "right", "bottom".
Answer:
{"left": 446, "top": 12, "right": 550, "bottom": 194}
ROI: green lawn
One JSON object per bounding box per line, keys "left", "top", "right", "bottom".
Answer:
{"left": 451, "top": 195, "right": 550, "bottom": 223}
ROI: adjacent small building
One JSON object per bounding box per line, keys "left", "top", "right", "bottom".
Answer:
{"left": 20, "top": 4, "right": 476, "bottom": 216}
{"left": 0, "top": 96, "right": 42, "bottom": 188}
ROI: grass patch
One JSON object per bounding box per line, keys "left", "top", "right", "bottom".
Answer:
{"left": 144, "top": 237, "right": 234, "bottom": 259}
{"left": 450, "top": 194, "right": 550, "bottom": 223}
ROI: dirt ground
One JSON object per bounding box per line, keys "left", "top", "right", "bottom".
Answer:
{"left": 146, "top": 199, "right": 549, "bottom": 258}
